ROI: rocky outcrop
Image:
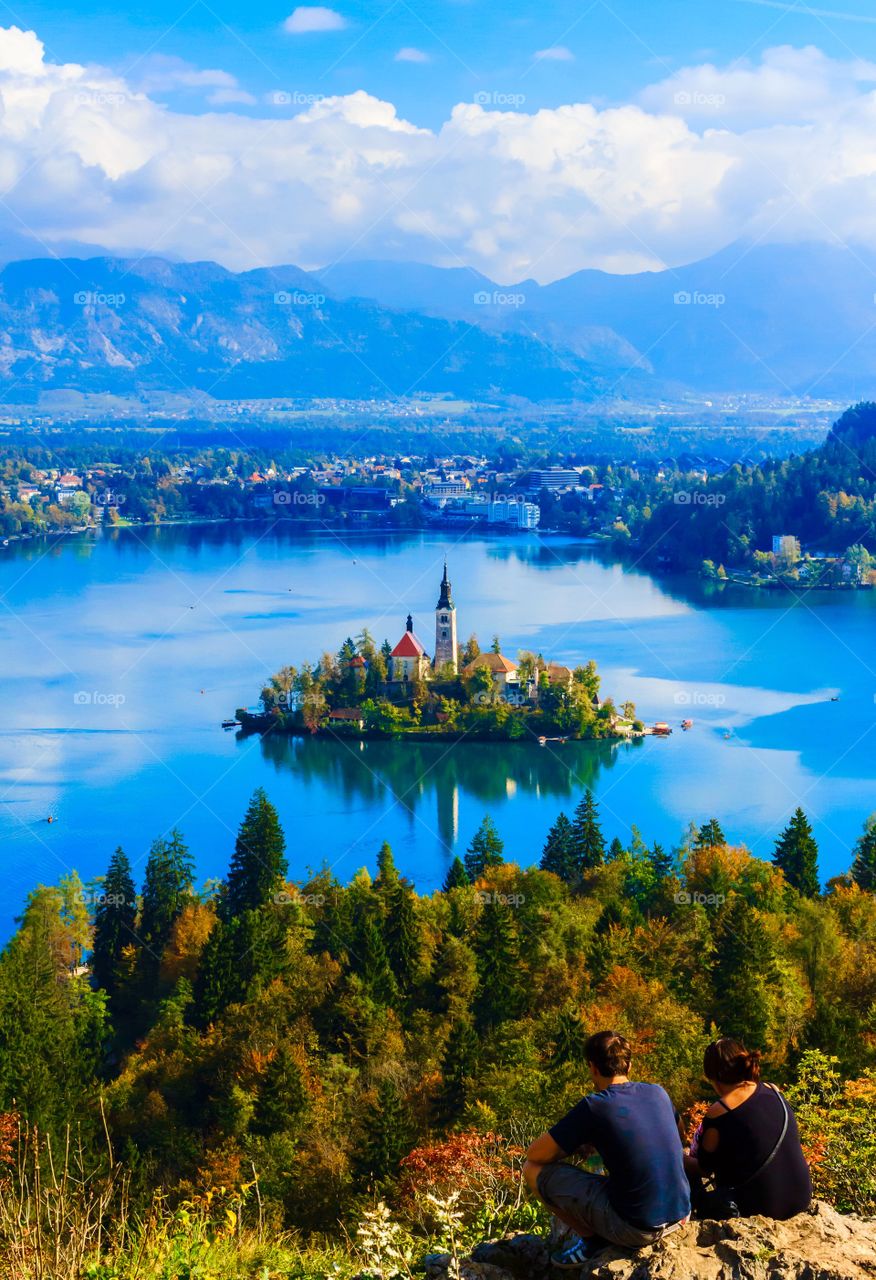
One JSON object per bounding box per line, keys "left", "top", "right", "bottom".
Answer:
{"left": 423, "top": 1202, "right": 876, "bottom": 1279}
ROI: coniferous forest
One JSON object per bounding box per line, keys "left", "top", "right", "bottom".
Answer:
{"left": 1, "top": 788, "right": 875, "bottom": 1276}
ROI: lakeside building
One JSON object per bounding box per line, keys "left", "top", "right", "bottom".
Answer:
{"left": 434, "top": 495, "right": 540, "bottom": 529}
{"left": 772, "top": 534, "right": 801, "bottom": 558}
{"left": 526, "top": 467, "right": 583, "bottom": 491}
{"left": 461, "top": 651, "right": 520, "bottom": 693}
{"left": 424, "top": 479, "right": 469, "bottom": 502}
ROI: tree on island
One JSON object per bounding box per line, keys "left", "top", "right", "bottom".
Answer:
{"left": 91, "top": 847, "right": 137, "bottom": 998}
{"left": 851, "top": 814, "right": 876, "bottom": 891}
{"left": 464, "top": 815, "right": 505, "bottom": 880}
{"left": 461, "top": 633, "right": 480, "bottom": 666}
{"left": 570, "top": 790, "right": 605, "bottom": 872}
{"left": 773, "top": 808, "right": 820, "bottom": 898}
{"left": 540, "top": 812, "right": 577, "bottom": 882}
{"left": 222, "top": 788, "right": 288, "bottom": 920}
{"left": 443, "top": 856, "right": 469, "bottom": 891}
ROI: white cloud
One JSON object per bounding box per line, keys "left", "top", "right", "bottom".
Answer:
{"left": 4, "top": 28, "right": 876, "bottom": 281}
{"left": 534, "top": 46, "right": 575, "bottom": 62}
{"left": 640, "top": 44, "right": 876, "bottom": 126}
{"left": 135, "top": 54, "right": 246, "bottom": 96}
{"left": 283, "top": 7, "right": 346, "bottom": 34}
{"left": 395, "top": 47, "right": 430, "bottom": 63}
{"left": 208, "top": 87, "right": 257, "bottom": 106}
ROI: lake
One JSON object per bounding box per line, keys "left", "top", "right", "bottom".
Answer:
{"left": 0, "top": 524, "right": 873, "bottom": 936}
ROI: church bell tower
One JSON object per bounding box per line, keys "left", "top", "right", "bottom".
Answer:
{"left": 434, "top": 559, "right": 458, "bottom": 674}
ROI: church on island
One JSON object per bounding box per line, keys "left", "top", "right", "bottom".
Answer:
{"left": 387, "top": 561, "right": 574, "bottom": 697}
{"left": 388, "top": 561, "right": 458, "bottom": 682}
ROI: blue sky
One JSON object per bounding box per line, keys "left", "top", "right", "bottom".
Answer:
{"left": 4, "top": 2, "right": 876, "bottom": 277}
{"left": 20, "top": 0, "right": 876, "bottom": 125}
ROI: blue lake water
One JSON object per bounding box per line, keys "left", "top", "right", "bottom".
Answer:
{"left": 0, "top": 524, "right": 873, "bottom": 937}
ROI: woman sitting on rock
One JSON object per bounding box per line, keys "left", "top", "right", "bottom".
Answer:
{"left": 687, "top": 1037, "right": 812, "bottom": 1220}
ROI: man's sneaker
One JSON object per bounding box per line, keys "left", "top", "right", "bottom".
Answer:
{"left": 550, "top": 1236, "right": 608, "bottom": 1268}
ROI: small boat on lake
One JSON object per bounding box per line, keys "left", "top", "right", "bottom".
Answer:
{"left": 221, "top": 719, "right": 240, "bottom": 729}
{"left": 681, "top": 718, "right": 693, "bottom": 730}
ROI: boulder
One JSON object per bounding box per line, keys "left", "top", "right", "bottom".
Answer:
{"left": 423, "top": 1202, "right": 876, "bottom": 1280}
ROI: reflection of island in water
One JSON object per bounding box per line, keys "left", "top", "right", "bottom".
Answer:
{"left": 257, "top": 733, "right": 643, "bottom": 849}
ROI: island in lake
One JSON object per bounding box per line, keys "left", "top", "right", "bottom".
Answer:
{"left": 236, "top": 561, "right": 643, "bottom": 742}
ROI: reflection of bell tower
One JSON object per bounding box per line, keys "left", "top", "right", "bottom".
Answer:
{"left": 434, "top": 559, "right": 458, "bottom": 674}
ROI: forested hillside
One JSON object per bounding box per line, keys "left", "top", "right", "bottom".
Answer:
{"left": 638, "top": 403, "right": 876, "bottom": 569}
{"left": 0, "top": 791, "right": 875, "bottom": 1276}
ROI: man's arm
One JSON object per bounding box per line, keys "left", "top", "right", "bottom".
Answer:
{"left": 522, "top": 1132, "right": 566, "bottom": 1193}
{"left": 526, "top": 1132, "right": 566, "bottom": 1166}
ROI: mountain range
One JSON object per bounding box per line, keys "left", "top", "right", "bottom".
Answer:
{"left": 1, "top": 242, "right": 876, "bottom": 404}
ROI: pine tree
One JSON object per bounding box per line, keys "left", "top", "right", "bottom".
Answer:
{"left": 648, "top": 842, "right": 675, "bottom": 881}
{"left": 357, "top": 909, "right": 399, "bottom": 1006}
{"left": 443, "top": 857, "right": 469, "bottom": 891}
{"left": 253, "top": 1044, "right": 308, "bottom": 1135}
{"left": 194, "top": 908, "right": 288, "bottom": 1026}
{"left": 773, "top": 808, "right": 820, "bottom": 897}
{"left": 139, "top": 831, "right": 194, "bottom": 982}
{"left": 586, "top": 900, "right": 627, "bottom": 984}
{"left": 194, "top": 915, "right": 241, "bottom": 1026}
{"left": 0, "top": 896, "right": 107, "bottom": 1131}
{"left": 851, "top": 814, "right": 876, "bottom": 891}
{"left": 223, "top": 789, "right": 288, "bottom": 920}
{"left": 91, "top": 847, "right": 137, "bottom": 998}
{"left": 695, "top": 818, "right": 726, "bottom": 849}
{"left": 710, "top": 896, "right": 778, "bottom": 1049}
{"left": 434, "top": 1018, "right": 479, "bottom": 1125}
{"left": 570, "top": 790, "right": 605, "bottom": 872}
{"left": 375, "top": 841, "right": 400, "bottom": 892}
{"left": 550, "top": 1007, "right": 588, "bottom": 1068}
{"left": 384, "top": 884, "right": 421, "bottom": 995}
{"left": 473, "top": 898, "right": 520, "bottom": 1029}
{"left": 607, "top": 836, "right": 625, "bottom": 862}
{"left": 356, "top": 1078, "right": 410, "bottom": 1184}
{"left": 540, "top": 813, "right": 577, "bottom": 881}
{"left": 464, "top": 815, "right": 505, "bottom": 881}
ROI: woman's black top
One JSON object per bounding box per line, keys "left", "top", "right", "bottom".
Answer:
{"left": 697, "top": 1083, "right": 812, "bottom": 1220}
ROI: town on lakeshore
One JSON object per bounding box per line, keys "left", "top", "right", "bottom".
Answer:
{"left": 237, "top": 560, "right": 645, "bottom": 742}
{"left": 4, "top": 442, "right": 873, "bottom": 591}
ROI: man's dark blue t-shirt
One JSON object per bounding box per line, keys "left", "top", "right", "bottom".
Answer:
{"left": 549, "top": 1082, "right": 690, "bottom": 1230}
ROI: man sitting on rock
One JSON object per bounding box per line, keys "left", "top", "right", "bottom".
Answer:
{"left": 523, "top": 1029, "right": 690, "bottom": 1266}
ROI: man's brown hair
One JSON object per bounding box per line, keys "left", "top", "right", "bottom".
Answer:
{"left": 585, "top": 1029, "right": 632, "bottom": 1077}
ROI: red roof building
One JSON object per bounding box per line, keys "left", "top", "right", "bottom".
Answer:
{"left": 390, "top": 615, "right": 428, "bottom": 681}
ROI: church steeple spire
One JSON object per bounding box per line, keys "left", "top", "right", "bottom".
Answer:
{"left": 434, "top": 557, "right": 458, "bottom": 674}
{"left": 437, "top": 558, "right": 453, "bottom": 610}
